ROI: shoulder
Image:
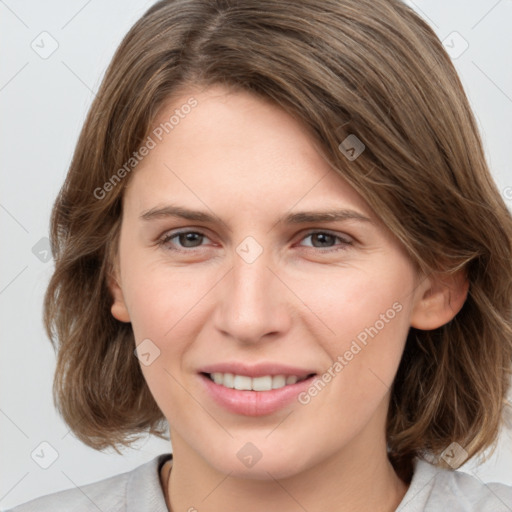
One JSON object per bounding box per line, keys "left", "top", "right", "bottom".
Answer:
{"left": 4, "top": 453, "right": 172, "bottom": 512}
{"left": 397, "top": 458, "right": 512, "bottom": 512}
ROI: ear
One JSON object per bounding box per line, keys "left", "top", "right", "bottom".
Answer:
{"left": 107, "top": 262, "right": 131, "bottom": 323}
{"left": 410, "top": 268, "right": 469, "bottom": 330}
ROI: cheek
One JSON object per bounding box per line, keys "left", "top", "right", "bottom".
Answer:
{"left": 123, "top": 262, "right": 210, "bottom": 419}
{"left": 287, "top": 278, "right": 411, "bottom": 449}
{"left": 295, "top": 259, "right": 410, "bottom": 341}
{"left": 291, "top": 258, "right": 413, "bottom": 396}
{"left": 122, "top": 257, "right": 204, "bottom": 342}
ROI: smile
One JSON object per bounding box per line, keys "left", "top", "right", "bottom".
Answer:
{"left": 199, "top": 371, "right": 318, "bottom": 416}
{"left": 204, "top": 372, "right": 314, "bottom": 391}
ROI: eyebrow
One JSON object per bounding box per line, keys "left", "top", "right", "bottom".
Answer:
{"left": 139, "top": 204, "right": 373, "bottom": 226}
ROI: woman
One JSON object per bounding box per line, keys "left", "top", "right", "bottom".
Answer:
{"left": 8, "top": 0, "right": 512, "bottom": 510}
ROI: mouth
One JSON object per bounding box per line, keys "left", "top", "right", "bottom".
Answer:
{"left": 201, "top": 372, "right": 316, "bottom": 391}
{"left": 199, "top": 371, "right": 318, "bottom": 416}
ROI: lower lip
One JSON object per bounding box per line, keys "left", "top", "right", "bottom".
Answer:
{"left": 199, "top": 373, "right": 317, "bottom": 416}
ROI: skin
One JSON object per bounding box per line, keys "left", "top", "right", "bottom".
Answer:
{"left": 109, "top": 84, "right": 468, "bottom": 512}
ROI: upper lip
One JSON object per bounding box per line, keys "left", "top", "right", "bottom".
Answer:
{"left": 198, "top": 362, "right": 317, "bottom": 379}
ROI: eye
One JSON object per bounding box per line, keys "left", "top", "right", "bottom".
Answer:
{"left": 158, "top": 230, "right": 211, "bottom": 251}
{"left": 298, "top": 231, "right": 353, "bottom": 251}
{"left": 157, "top": 229, "right": 353, "bottom": 254}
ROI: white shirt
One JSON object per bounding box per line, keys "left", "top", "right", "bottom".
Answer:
{"left": 5, "top": 453, "right": 512, "bottom": 511}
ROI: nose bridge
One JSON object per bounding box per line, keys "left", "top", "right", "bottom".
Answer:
{"left": 214, "top": 245, "right": 289, "bottom": 343}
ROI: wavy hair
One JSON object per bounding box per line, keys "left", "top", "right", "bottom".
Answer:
{"left": 44, "top": 0, "right": 512, "bottom": 480}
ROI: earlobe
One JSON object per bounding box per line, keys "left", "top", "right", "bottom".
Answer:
{"left": 410, "top": 269, "right": 469, "bottom": 330}
{"left": 107, "top": 269, "right": 131, "bottom": 323}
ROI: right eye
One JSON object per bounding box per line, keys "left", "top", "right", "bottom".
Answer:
{"left": 158, "top": 230, "right": 212, "bottom": 252}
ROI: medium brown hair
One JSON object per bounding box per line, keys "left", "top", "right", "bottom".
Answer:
{"left": 44, "top": 0, "right": 512, "bottom": 478}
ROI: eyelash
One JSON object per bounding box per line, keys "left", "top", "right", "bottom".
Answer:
{"left": 157, "top": 229, "right": 353, "bottom": 254}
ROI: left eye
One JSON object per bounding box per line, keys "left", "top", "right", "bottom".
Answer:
{"left": 299, "top": 231, "right": 352, "bottom": 250}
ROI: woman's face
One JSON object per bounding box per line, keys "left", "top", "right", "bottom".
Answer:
{"left": 111, "top": 84, "right": 427, "bottom": 479}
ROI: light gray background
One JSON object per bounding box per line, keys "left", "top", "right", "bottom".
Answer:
{"left": 1, "top": 0, "right": 511, "bottom": 509}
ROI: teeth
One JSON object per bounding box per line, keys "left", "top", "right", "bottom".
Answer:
{"left": 286, "top": 375, "right": 298, "bottom": 385}
{"left": 233, "top": 375, "right": 252, "bottom": 390}
{"left": 209, "top": 372, "right": 306, "bottom": 391}
{"left": 253, "top": 376, "right": 273, "bottom": 391}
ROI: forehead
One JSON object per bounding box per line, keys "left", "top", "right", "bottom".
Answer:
{"left": 123, "top": 84, "right": 377, "bottom": 226}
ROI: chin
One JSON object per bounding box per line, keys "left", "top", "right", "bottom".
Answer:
{"left": 220, "top": 460, "right": 306, "bottom": 481}
{"left": 202, "top": 441, "right": 313, "bottom": 481}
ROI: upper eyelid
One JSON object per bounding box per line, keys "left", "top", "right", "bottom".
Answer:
{"left": 298, "top": 229, "right": 352, "bottom": 242}
{"left": 160, "top": 228, "right": 213, "bottom": 241}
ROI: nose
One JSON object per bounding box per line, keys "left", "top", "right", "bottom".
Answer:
{"left": 213, "top": 248, "right": 292, "bottom": 345}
